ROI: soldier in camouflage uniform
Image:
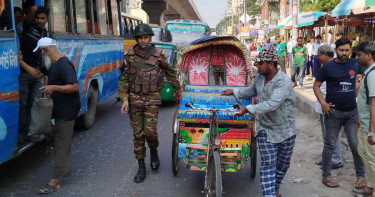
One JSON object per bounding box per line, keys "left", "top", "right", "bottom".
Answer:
{"left": 118, "top": 24, "right": 181, "bottom": 183}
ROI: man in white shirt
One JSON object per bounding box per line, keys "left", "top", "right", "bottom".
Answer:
{"left": 304, "top": 37, "right": 315, "bottom": 80}
{"left": 287, "top": 39, "right": 293, "bottom": 68}
{"left": 312, "top": 35, "right": 325, "bottom": 78}
{"left": 314, "top": 45, "right": 343, "bottom": 169}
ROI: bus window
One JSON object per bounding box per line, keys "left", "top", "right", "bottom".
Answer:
{"left": 92, "top": 0, "right": 99, "bottom": 34}
{"left": 96, "top": 0, "right": 107, "bottom": 34}
{"left": 0, "top": 0, "right": 13, "bottom": 31}
{"left": 109, "top": 0, "right": 119, "bottom": 36}
{"left": 72, "top": 0, "right": 88, "bottom": 34}
{"left": 50, "top": 0, "right": 68, "bottom": 33}
{"left": 132, "top": 19, "right": 137, "bottom": 31}
{"left": 128, "top": 18, "right": 133, "bottom": 36}
{"left": 105, "top": 0, "right": 112, "bottom": 35}
{"left": 123, "top": 17, "right": 129, "bottom": 37}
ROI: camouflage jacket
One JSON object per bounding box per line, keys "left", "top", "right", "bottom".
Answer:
{"left": 118, "top": 45, "right": 181, "bottom": 106}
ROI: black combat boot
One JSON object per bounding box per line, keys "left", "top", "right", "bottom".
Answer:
{"left": 134, "top": 159, "right": 146, "bottom": 183}
{"left": 150, "top": 148, "right": 160, "bottom": 170}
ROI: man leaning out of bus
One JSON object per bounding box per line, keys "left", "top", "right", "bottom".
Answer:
{"left": 18, "top": 38, "right": 81, "bottom": 194}
{"left": 18, "top": 6, "right": 53, "bottom": 143}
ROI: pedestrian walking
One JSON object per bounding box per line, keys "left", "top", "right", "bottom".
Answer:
{"left": 276, "top": 36, "right": 287, "bottom": 73}
{"left": 314, "top": 45, "right": 343, "bottom": 169}
{"left": 355, "top": 41, "right": 375, "bottom": 196}
{"left": 331, "top": 32, "right": 344, "bottom": 58}
{"left": 257, "top": 42, "right": 263, "bottom": 51}
{"left": 263, "top": 37, "right": 272, "bottom": 49}
{"left": 18, "top": 37, "right": 80, "bottom": 194}
{"left": 222, "top": 48, "right": 296, "bottom": 197}
{"left": 312, "top": 35, "right": 324, "bottom": 78}
{"left": 287, "top": 38, "right": 293, "bottom": 68}
{"left": 18, "top": 6, "right": 53, "bottom": 143}
{"left": 313, "top": 38, "right": 366, "bottom": 188}
{"left": 118, "top": 24, "right": 181, "bottom": 183}
{"left": 291, "top": 37, "right": 307, "bottom": 89}
{"left": 304, "top": 37, "right": 314, "bottom": 80}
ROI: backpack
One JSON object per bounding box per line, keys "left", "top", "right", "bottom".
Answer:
{"left": 364, "top": 66, "right": 375, "bottom": 104}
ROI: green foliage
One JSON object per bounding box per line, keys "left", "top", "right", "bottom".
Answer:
{"left": 267, "top": 28, "right": 280, "bottom": 37}
{"left": 216, "top": 16, "right": 231, "bottom": 36}
{"left": 300, "top": 0, "right": 342, "bottom": 12}
{"left": 246, "top": 0, "right": 261, "bottom": 16}
{"left": 268, "top": 2, "right": 280, "bottom": 12}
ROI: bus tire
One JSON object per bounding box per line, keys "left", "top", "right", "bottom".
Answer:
{"left": 77, "top": 85, "right": 98, "bottom": 130}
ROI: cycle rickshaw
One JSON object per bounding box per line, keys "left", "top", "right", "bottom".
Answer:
{"left": 171, "top": 36, "right": 257, "bottom": 197}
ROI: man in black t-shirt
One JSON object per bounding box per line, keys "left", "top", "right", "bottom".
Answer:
{"left": 313, "top": 38, "right": 366, "bottom": 189}
{"left": 18, "top": 6, "right": 53, "bottom": 142}
{"left": 18, "top": 38, "right": 80, "bottom": 194}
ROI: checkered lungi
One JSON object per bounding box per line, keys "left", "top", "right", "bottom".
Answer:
{"left": 257, "top": 131, "right": 296, "bottom": 197}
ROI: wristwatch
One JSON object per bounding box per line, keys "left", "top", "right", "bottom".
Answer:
{"left": 368, "top": 132, "right": 374, "bottom": 137}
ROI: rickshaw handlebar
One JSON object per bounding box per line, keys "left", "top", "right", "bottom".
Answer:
{"left": 184, "top": 102, "right": 240, "bottom": 113}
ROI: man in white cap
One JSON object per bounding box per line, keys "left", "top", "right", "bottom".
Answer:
{"left": 18, "top": 37, "right": 80, "bottom": 194}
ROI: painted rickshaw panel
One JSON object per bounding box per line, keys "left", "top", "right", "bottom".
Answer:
{"left": 176, "top": 36, "right": 254, "bottom": 172}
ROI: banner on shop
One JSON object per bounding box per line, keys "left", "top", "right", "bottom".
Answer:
{"left": 227, "top": 26, "right": 233, "bottom": 35}
{"left": 240, "top": 26, "right": 250, "bottom": 32}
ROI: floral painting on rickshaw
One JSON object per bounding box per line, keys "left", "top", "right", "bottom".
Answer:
{"left": 225, "top": 49, "right": 247, "bottom": 86}
{"left": 183, "top": 48, "right": 210, "bottom": 85}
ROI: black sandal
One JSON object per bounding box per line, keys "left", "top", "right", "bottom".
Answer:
{"left": 39, "top": 184, "right": 60, "bottom": 194}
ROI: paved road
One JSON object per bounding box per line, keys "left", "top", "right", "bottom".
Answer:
{"left": 0, "top": 96, "right": 307, "bottom": 197}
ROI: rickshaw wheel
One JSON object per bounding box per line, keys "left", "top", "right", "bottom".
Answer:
{"left": 206, "top": 150, "right": 222, "bottom": 197}
{"left": 172, "top": 133, "right": 180, "bottom": 175}
{"left": 250, "top": 127, "right": 257, "bottom": 179}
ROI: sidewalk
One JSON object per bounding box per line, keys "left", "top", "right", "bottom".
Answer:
{"left": 285, "top": 67, "right": 319, "bottom": 118}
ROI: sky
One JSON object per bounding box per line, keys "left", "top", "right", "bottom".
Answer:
{"left": 193, "top": 0, "right": 227, "bottom": 28}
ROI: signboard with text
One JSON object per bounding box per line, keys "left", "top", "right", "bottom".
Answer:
{"left": 166, "top": 24, "right": 206, "bottom": 32}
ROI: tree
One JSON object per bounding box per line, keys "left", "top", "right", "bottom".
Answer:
{"left": 246, "top": 0, "right": 261, "bottom": 16}
{"left": 216, "top": 16, "right": 231, "bottom": 36}
{"left": 300, "top": 0, "right": 341, "bottom": 12}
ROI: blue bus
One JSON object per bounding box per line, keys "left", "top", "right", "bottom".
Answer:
{"left": 165, "top": 19, "right": 211, "bottom": 46}
{"left": 0, "top": 0, "right": 124, "bottom": 165}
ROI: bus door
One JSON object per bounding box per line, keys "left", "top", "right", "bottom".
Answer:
{"left": 0, "top": 0, "right": 20, "bottom": 164}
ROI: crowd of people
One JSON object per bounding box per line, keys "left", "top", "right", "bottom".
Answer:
{"left": 246, "top": 33, "right": 375, "bottom": 196}
{"left": 3, "top": 3, "right": 375, "bottom": 197}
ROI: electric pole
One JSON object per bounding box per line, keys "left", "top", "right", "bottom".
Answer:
{"left": 292, "top": 0, "right": 298, "bottom": 45}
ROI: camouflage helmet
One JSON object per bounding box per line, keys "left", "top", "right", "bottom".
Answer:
{"left": 134, "top": 23, "right": 155, "bottom": 37}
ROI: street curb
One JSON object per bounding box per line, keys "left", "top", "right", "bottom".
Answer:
{"left": 293, "top": 89, "right": 319, "bottom": 119}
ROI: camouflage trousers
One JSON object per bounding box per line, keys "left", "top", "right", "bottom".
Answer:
{"left": 213, "top": 66, "right": 225, "bottom": 85}
{"left": 129, "top": 105, "right": 159, "bottom": 160}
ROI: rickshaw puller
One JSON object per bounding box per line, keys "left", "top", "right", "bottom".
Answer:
{"left": 118, "top": 24, "right": 181, "bottom": 183}
{"left": 222, "top": 48, "right": 296, "bottom": 197}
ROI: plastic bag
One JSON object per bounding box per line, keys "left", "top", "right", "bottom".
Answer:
{"left": 28, "top": 98, "right": 53, "bottom": 135}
